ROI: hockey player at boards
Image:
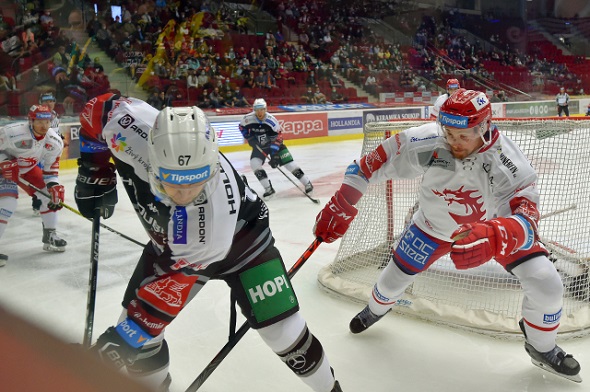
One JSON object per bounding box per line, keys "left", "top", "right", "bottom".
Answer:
{"left": 75, "top": 93, "right": 343, "bottom": 392}
{"left": 314, "top": 89, "right": 581, "bottom": 383}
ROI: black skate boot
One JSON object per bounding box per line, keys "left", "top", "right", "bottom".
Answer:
{"left": 263, "top": 182, "right": 276, "bottom": 200}
{"left": 519, "top": 319, "right": 582, "bottom": 382}
{"left": 304, "top": 181, "right": 314, "bottom": 194}
{"left": 32, "top": 195, "right": 41, "bottom": 216}
{"left": 331, "top": 380, "right": 343, "bottom": 392}
{"left": 43, "top": 227, "right": 67, "bottom": 252}
{"left": 349, "top": 306, "right": 390, "bottom": 334}
{"left": 0, "top": 254, "right": 7, "bottom": 267}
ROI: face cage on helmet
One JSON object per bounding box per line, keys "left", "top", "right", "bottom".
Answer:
{"left": 148, "top": 162, "right": 221, "bottom": 206}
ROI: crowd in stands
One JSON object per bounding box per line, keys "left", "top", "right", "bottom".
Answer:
{"left": 3, "top": 0, "right": 590, "bottom": 117}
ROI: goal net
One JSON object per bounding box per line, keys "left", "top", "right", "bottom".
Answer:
{"left": 318, "top": 118, "right": 590, "bottom": 338}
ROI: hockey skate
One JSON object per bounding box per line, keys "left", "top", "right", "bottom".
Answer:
{"left": 42, "top": 227, "right": 67, "bottom": 252}
{"left": 263, "top": 183, "right": 276, "bottom": 200}
{"left": 0, "top": 254, "right": 7, "bottom": 267}
{"left": 156, "top": 373, "right": 172, "bottom": 392}
{"left": 519, "top": 319, "right": 582, "bottom": 382}
{"left": 349, "top": 306, "right": 390, "bottom": 334}
{"left": 305, "top": 182, "right": 314, "bottom": 194}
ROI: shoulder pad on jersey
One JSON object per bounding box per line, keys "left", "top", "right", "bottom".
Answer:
{"left": 79, "top": 93, "right": 121, "bottom": 137}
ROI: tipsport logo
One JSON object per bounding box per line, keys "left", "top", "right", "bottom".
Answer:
{"left": 160, "top": 166, "right": 210, "bottom": 184}
{"left": 439, "top": 112, "right": 468, "bottom": 128}
{"left": 110, "top": 132, "right": 127, "bottom": 152}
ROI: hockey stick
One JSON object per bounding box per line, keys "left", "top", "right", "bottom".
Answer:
{"left": 18, "top": 177, "right": 144, "bottom": 247}
{"left": 184, "top": 238, "right": 323, "bottom": 392}
{"left": 255, "top": 145, "right": 320, "bottom": 204}
{"left": 83, "top": 209, "right": 101, "bottom": 348}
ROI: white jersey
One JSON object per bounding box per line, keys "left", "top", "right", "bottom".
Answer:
{"left": 80, "top": 96, "right": 271, "bottom": 271}
{"left": 343, "top": 122, "right": 539, "bottom": 241}
{"left": 430, "top": 93, "right": 449, "bottom": 119}
{"left": 0, "top": 122, "right": 63, "bottom": 184}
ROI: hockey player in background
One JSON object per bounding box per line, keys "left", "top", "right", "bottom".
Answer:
{"left": 314, "top": 89, "right": 581, "bottom": 382}
{"left": 0, "top": 105, "right": 66, "bottom": 267}
{"left": 31, "top": 91, "right": 62, "bottom": 216}
{"left": 430, "top": 78, "right": 460, "bottom": 119}
{"left": 239, "top": 98, "right": 313, "bottom": 199}
{"left": 75, "top": 93, "right": 343, "bottom": 392}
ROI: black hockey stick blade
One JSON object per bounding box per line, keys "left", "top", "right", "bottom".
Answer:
{"left": 184, "top": 238, "right": 323, "bottom": 392}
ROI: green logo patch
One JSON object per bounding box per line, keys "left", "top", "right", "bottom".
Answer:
{"left": 240, "top": 258, "right": 297, "bottom": 323}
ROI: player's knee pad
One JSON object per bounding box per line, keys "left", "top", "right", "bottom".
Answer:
{"left": 254, "top": 169, "right": 268, "bottom": 180}
{"left": 513, "top": 255, "right": 564, "bottom": 307}
{"left": 250, "top": 157, "right": 264, "bottom": 171}
{"left": 291, "top": 168, "right": 304, "bottom": 179}
{"left": 277, "top": 325, "right": 325, "bottom": 377}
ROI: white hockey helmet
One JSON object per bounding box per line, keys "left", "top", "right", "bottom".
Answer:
{"left": 253, "top": 98, "right": 267, "bottom": 110}
{"left": 148, "top": 106, "right": 219, "bottom": 205}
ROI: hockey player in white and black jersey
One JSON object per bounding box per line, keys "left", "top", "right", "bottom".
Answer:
{"left": 314, "top": 89, "right": 581, "bottom": 383}
{"left": 75, "top": 93, "right": 343, "bottom": 392}
{"left": 239, "top": 98, "right": 313, "bottom": 199}
{"left": 430, "top": 78, "right": 460, "bottom": 119}
{"left": 0, "top": 105, "right": 67, "bottom": 267}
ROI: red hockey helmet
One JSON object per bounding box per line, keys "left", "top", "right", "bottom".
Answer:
{"left": 446, "top": 78, "right": 460, "bottom": 91}
{"left": 28, "top": 105, "right": 52, "bottom": 121}
{"left": 438, "top": 89, "right": 491, "bottom": 133}
{"left": 79, "top": 92, "right": 120, "bottom": 136}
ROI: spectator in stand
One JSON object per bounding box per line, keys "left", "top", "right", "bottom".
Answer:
{"left": 301, "top": 87, "right": 316, "bottom": 104}
{"left": 262, "top": 69, "right": 277, "bottom": 89}
{"left": 146, "top": 90, "right": 163, "bottom": 110}
{"left": 223, "top": 89, "right": 236, "bottom": 107}
{"left": 243, "top": 71, "right": 255, "bottom": 89}
{"left": 556, "top": 87, "right": 570, "bottom": 117}
{"left": 187, "top": 69, "right": 199, "bottom": 88}
{"left": 210, "top": 87, "right": 224, "bottom": 108}
{"left": 330, "top": 87, "right": 346, "bottom": 103}
{"left": 364, "top": 72, "right": 377, "bottom": 95}
{"left": 314, "top": 86, "right": 327, "bottom": 104}
{"left": 197, "top": 70, "right": 209, "bottom": 88}
{"left": 305, "top": 70, "right": 317, "bottom": 87}
{"left": 53, "top": 46, "right": 71, "bottom": 67}
{"left": 254, "top": 71, "right": 265, "bottom": 88}
{"left": 234, "top": 87, "right": 250, "bottom": 107}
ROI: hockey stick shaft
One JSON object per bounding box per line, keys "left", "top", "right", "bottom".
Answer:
{"left": 185, "top": 238, "right": 323, "bottom": 392}
{"left": 18, "top": 177, "right": 144, "bottom": 247}
{"left": 255, "top": 145, "right": 320, "bottom": 204}
{"left": 83, "top": 209, "right": 101, "bottom": 348}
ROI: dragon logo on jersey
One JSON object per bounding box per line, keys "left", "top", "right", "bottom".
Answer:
{"left": 432, "top": 186, "right": 486, "bottom": 225}
{"left": 110, "top": 132, "right": 127, "bottom": 152}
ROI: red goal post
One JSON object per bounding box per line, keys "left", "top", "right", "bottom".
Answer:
{"left": 318, "top": 117, "right": 590, "bottom": 338}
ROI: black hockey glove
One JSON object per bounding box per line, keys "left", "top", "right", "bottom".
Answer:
{"left": 269, "top": 153, "right": 281, "bottom": 168}
{"left": 75, "top": 159, "right": 118, "bottom": 219}
{"left": 90, "top": 326, "right": 142, "bottom": 370}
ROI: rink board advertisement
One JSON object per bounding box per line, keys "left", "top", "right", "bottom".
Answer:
{"left": 363, "top": 108, "right": 422, "bottom": 125}
{"left": 504, "top": 100, "right": 580, "bottom": 118}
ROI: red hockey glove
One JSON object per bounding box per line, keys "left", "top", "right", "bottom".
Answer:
{"left": 450, "top": 217, "right": 529, "bottom": 269}
{"left": 313, "top": 190, "right": 358, "bottom": 243}
{"left": 0, "top": 159, "right": 18, "bottom": 182}
{"left": 47, "top": 182, "right": 65, "bottom": 211}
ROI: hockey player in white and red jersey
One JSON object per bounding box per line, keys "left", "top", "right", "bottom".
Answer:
{"left": 75, "top": 93, "right": 343, "bottom": 392}
{"left": 314, "top": 89, "right": 581, "bottom": 382}
{"left": 31, "top": 91, "right": 62, "bottom": 216}
{"left": 239, "top": 98, "right": 313, "bottom": 199}
{"left": 430, "top": 78, "right": 460, "bottom": 119}
{"left": 0, "top": 105, "right": 66, "bottom": 267}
